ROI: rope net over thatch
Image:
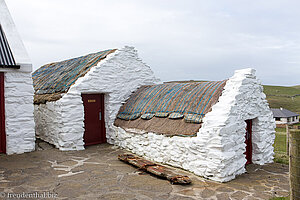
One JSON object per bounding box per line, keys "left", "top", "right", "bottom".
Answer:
{"left": 32, "top": 49, "right": 117, "bottom": 104}
{"left": 114, "top": 80, "right": 227, "bottom": 136}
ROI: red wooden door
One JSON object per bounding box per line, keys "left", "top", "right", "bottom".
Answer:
{"left": 82, "top": 94, "right": 106, "bottom": 146}
{"left": 245, "top": 119, "right": 252, "bottom": 164}
{"left": 0, "top": 72, "right": 6, "bottom": 153}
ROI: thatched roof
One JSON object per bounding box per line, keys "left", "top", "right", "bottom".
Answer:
{"left": 114, "top": 81, "right": 227, "bottom": 136}
{"left": 32, "top": 49, "right": 117, "bottom": 104}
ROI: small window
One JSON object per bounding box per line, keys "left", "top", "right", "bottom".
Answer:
{"left": 275, "top": 117, "right": 280, "bottom": 121}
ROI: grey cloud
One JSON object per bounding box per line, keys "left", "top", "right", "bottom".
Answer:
{"left": 5, "top": 0, "right": 300, "bottom": 85}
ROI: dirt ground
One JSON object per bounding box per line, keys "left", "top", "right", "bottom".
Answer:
{"left": 0, "top": 143, "right": 289, "bottom": 200}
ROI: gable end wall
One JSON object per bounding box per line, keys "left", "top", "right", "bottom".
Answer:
{"left": 5, "top": 71, "right": 35, "bottom": 154}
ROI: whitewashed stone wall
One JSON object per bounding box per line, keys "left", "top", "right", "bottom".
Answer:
{"left": 34, "top": 46, "right": 159, "bottom": 150}
{"left": 5, "top": 72, "right": 35, "bottom": 154}
{"left": 34, "top": 101, "right": 62, "bottom": 148}
{"left": 111, "top": 68, "right": 275, "bottom": 182}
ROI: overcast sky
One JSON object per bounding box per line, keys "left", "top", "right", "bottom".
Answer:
{"left": 5, "top": 0, "right": 300, "bottom": 86}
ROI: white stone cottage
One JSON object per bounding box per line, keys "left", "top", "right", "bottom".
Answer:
{"left": 0, "top": 0, "right": 35, "bottom": 154}
{"left": 33, "top": 47, "right": 159, "bottom": 150}
{"left": 113, "top": 68, "right": 275, "bottom": 182}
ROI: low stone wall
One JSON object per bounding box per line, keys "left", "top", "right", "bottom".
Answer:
{"left": 5, "top": 71, "right": 35, "bottom": 154}
{"left": 276, "top": 124, "right": 287, "bottom": 128}
{"left": 111, "top": 68, "right": 275, "bottom": 182}
{"left": 276, "top": 124, "right": 300, "bottom": 129}
{"left": 293, "top": 125, "right": 300, "bottom": 129}
{"left": 35, "top": 101, "right": 63, "bottom": 149}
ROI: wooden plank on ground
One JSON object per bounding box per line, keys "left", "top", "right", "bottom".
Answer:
{"left": 118, "top": 154, "right": 192, "bottom": 185}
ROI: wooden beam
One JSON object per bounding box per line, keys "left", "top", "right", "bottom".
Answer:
{"left": 118, "top": 154, "right": 192, "bottom": 185}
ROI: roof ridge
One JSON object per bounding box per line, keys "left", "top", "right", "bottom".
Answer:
{"left": 40, "top": 49, "right": 117, "bottom": 67}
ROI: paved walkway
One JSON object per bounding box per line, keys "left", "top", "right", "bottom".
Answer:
{"left": 0, "top": 143, "right": 289, "bottom": 200}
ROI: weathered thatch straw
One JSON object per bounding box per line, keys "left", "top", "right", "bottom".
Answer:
{"left": 32, "top": 49, "right": 117, "bottom": 104}
{"left": 114, "top": 81, "right": 227, "bottom": 136}
{"left": 33, "top": 93, "right": 63, "bottom": 104}
{"left": 115, "top": 117, "right": 202, "bottom": 136}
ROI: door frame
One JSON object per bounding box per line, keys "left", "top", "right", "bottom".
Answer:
{"left": 81, "top": 93, "right": 106, "bottom": 146}
{"left": 0, "top": 72, "right": 6, "bottom": 153}
{"left": 245, "top": 119, "right": 252, "bottom": 164}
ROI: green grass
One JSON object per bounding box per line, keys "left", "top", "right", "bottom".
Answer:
{"left": 274, "top": 133, "right": 287, "bottom": 152}
{"left": 269, "top": 197, "right": 289, "bottom": 200}
{"left": 263, "top": 85, "right": 300, "bottom": 114}
{"left": 275, "top": 127, "right": 287, "bottom": 133}
{"left": 292, "top": 85, "right": 300, "bottom": 89}
{"left": 273, "top": 132, "right": 289, "bottom": 165}
{"left": 264, "top": 85, "right": 300, "bottom": 96}
{"left": 266, "top": 95, "right": 300, "bottom": 114}
{"left": 274, "top": 152, "right": 289, "bottom": 165}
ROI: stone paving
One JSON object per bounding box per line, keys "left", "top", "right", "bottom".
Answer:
{"left": 0, "top": 143, "right": 289, "bottom": 200}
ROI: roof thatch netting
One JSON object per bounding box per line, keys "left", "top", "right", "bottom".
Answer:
{"left": 32, "top": 49, "right": 117, "bottom": 104}
{"left": 114, "top": 80, "right": 227, "bottom": 136}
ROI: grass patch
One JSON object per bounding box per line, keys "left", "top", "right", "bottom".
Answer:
{"left": 273, "top": 132, "right": 289, "bottom": 164}
{"left": 269, "top": 197, "right": 289, "bottom": 200}
{"left": 266, "top": 95, "right": 300, "bottom": 114}
{"left": 292, "top": 85, "right": 300, "bottom": 89}
{"left": 273, "top": 152, "right": 289, "bottom": 165}
{"left": 275, "top": 127, "right": 286, "bottom": 133}
{"left": 274, "top": 133, "right": 287, "bottom": 152}
{"left": 264, "top": 85, "right": 300, "bottom": 96}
